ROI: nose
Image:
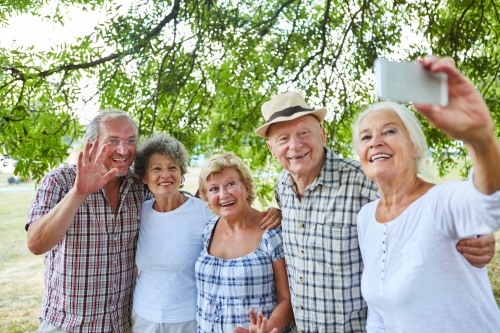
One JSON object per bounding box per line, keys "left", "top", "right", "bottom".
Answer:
{"left": 219, "top": 187, "right": 229, "bottom": 199}
{"left": 369, "top": 133, "right": 384, "bottom": 148}
{"left": 289, "top": 135, "right": 303, "bottom": 150}
{"left": 116, "top": 141, "right": 129, "bottom": 155}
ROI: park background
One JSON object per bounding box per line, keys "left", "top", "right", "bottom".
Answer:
{"left": 2, "top": 1, "right": 500, "bottom": 331}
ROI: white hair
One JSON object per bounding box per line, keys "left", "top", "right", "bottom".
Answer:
{"left": 352, "top": 102, "right": 431, "bottom": 178}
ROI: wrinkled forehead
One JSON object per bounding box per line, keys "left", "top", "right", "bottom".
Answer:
{"left": 358, "top": 109, "right": 404, "bottom": 130}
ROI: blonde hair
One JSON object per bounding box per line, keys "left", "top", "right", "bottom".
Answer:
{"left": 198, "top": 152, "right": 256, "bottom": 206}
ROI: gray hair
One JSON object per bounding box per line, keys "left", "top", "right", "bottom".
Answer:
{"left": 352, "top": 102, "right": 431, "bottom": 178}
{"left": 133, "top": 133, "right": 189, "bottom": 180}
{"left": 83, "top": 108, "right": 138, "bottom": 142}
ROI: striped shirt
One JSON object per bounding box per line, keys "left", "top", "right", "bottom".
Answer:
{"left": 26, "top": 165, "right": 148, "bottom": 333}
{"left": 275, "top": 148, "right": 379, "bottom": 333}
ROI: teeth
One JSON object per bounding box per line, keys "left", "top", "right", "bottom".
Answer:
{"left": 220, "top": 201, "right": 235, "bottom": 207}
{"left": 290, "top": 154, "right": 306, "bottom": 160}
{"left": 112, "top": 158, "right": 126, "bottom": 162}
{"left": 370, "top": 154, "right": 391, "bottom": 162}
{"left": 159, "top": 182, "right": 172, "bottom": 186}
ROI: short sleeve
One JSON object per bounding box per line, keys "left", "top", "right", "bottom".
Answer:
{"left": 26, "top": 168, "right": 71, "bottom": 231}
{"left": 262, "top": 228, "right": 284, "bottom": 262}
{"left": 201, "top": 217, "right": 218, "bottom": 249}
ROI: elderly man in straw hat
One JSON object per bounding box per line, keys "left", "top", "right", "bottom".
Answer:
{"left": 255, "top": 91, "right": 496, "bottom": 333}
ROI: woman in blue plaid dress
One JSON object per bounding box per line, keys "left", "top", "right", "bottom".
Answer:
{"left": 196, "top": 152, "right": 294, "bottom": 333}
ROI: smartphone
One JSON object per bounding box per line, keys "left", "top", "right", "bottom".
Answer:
{"left": 375, "top": 58, "right": 448, "bottom": 106}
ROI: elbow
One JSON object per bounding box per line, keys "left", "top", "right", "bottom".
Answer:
{"left": 27, "top": 238, "right": 45, "bottom": 255}
{"left": 27, "top": 229, "right": 47, "bottom": 255}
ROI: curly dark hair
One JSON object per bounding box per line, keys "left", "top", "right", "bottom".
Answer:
{"left": 133, "top": 133, "right": 189, "bottom": 181}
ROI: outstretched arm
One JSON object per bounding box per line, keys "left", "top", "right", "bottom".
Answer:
{"left": 27, "top": 140, "right": 118, "bottom": 254}
{"left": 413, "top": 56, "right": 500, "bottom": 194}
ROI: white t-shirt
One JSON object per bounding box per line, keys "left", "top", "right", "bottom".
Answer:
{"left": 357, "top": 177, "right": 500, "bottom": 333}
{"left": 133, "top": 197, "right": 213, "bottom": 323}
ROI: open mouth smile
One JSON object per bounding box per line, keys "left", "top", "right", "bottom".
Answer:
{"left": 220, "top": 201, "right": 235, "bottom": 207}
{"left": 370, "top": 153, "right": 392, "bottom": 162}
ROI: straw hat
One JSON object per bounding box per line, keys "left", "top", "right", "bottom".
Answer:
{"left": 255, "top": 91, "right": 327, "bottom": 138}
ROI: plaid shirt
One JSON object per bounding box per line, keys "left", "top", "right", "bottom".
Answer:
{"left": 275, "top": 148, "right": 379, "bottom": 333}
{"left": 26, "top": 165, "right": 148, "bottom": 333}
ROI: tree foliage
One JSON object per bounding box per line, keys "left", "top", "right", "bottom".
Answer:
{"left": 1, "top": 0, "right": 499, "bottom": 201}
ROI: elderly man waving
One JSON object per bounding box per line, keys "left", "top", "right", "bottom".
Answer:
{"left": 255, "top": 91, "right": 496, "bottom": 333}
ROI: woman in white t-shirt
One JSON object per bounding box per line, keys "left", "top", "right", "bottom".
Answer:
{"left": 131, "top": 133, "right": 282, "bottom": 333}
{"left": 131, "top": 133, "right": 211, "bottom": 332}
{"left": 353, "top": 56, "right": 500, "bottom": 332}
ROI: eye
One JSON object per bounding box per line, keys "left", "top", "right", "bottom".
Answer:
{"left": 227, "top": 181, "right": 235, "bottom": 187}
{"left": 126, "top": 139, "right": 137, "bottom": 145}
{"left": 300, "top": 130, "right": 309, "bottom": 136}
{"left": 361, "top": 135, "right": 371, "bottom": 141}
{"left": 169, "top": 166, "right": 177, "bottom": 170}
{"left": 107, "top": 139, "right": 118, "bottom": 144}
{"left": 384, "top": 129, "right": 396, "bottom": 135}
{"left": 152, "top": 167, "right": 161, "bottom": 171}
{"left": 209, "top": 186, "right": 218, "bottom": 193}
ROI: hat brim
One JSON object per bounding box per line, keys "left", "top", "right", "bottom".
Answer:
{"left": 255, "top": 108, "right": 327, "bottom": 138}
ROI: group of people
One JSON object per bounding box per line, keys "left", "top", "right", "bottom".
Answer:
{"left": 26, "top": 56, "right": 500, "bottom": 333}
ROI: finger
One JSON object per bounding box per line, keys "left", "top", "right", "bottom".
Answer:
{"left": 412, "top": 103, "right": 443, "bottom": 125}
{"left": 233, "top": 327, "right": 248, "bottom": 333}
{"left": 95, "top": 141, "right": 109, "bottom": 165}
{"left": 256, "top": 311, "right": 264, "bottom": 328}
{"left": 248, "top": 308, "right": 257, "bottom": 325}
{"left": 458, "top": 234, "right": 495, "bottom": 248}
{"left": 83, "top": 141, "right": 92, "bottom": 165}
{"left": 459, "top": 252, "right": 491, "bottom": 268}
{"left": 102, "top": 168, "right": 119, "bottom": 184}
{"left": 88, "top": 139, "right": 100, "bottom": 163}
{"left": 77, "top": 151, "right": 84, "bottom": 173}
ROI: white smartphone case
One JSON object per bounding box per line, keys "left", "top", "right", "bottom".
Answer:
{"left": 375, "top": 58, "right": 448, "bottom": 106}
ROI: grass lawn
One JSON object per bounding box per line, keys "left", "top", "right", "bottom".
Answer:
{"left": 0, "top": 167, "right": 499, "bottom": 332}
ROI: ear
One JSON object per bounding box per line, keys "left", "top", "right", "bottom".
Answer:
{"left": 266, "top": 140, "right": 275, "bottom": 158}
{"left": 412, "top": 145, "right": 420, "bottom": 159}
{"left": 320, "top": 126, "right": 327, "bottom": 146}
{"left": 141, "top": 176, "right": 147, "bottom": 184}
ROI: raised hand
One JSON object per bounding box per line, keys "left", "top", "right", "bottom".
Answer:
{"left": 75, "top": 140, "right": 119, "bottom": 195}
{"left": 413, "top": 56, "right": 494, "bottom": 145}
{"left": 234, "top": 309, "right": 278, "bottom": 333}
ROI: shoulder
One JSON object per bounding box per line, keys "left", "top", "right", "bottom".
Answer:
{"left": 37, "top": 165, "right": 77, "bottom": 192}
{"left": 188, "top": 197, "right": 214, "bottom": 217}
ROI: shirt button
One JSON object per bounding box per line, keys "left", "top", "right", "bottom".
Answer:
{"left": 300, "top": 250, "right": 304, "bottom": 255}
{"left": 298, "top": 305, "right": 303, "bottom": 309}
{"left": 299, "top": 277, "right": 304, "bottom": 282}
{"left": 299, "top": 223, "right": 305, "bottom": 228}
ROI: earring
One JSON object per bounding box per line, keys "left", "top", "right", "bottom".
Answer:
{"left": 181, "top": 176, "right": 185, "bottom": 184}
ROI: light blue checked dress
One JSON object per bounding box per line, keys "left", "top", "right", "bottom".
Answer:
{"left": 195, "top": 216, "right": 294, "bottom": 333}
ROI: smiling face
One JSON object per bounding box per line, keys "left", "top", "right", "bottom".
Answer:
{"left": 97, "top": 116, "right": 137, "bottom": 176}
{"left": 205, "top": 168, "right": 250, "bottom": 219}
{"left": 141, "top": 154, "right": 182, "bottom": 199}
{"left": 357, "top": 109, "right": 419, "bottom": 181}
{"left": 266, "top": 115, "right": 326, "bottom": 184}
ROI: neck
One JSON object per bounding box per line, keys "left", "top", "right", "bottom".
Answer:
{"left": 103, "top": 176, "right": 122, "bottom": 193}
{"left": 154, "top": 191, "right": 185, "bottom": 212}
{"left": 221, "top": 206, "right": 260, "bottom": 230}
{"left": 377, "top": 172, "right": 431, "bottom": 207}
